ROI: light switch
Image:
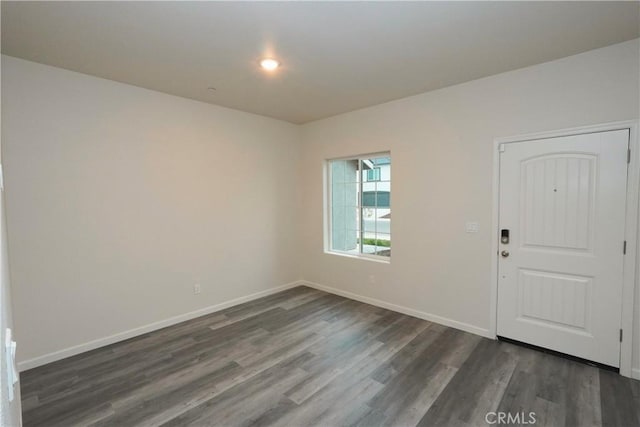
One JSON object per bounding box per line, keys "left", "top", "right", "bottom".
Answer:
{"left": 465, "top": 221, "right": 479, "bottom": 233}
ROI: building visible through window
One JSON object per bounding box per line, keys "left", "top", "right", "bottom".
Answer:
{"left": 327, "top": 154, "right": 390, "bottom": 259}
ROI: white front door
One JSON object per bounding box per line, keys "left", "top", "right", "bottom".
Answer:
{"left": 497, "top": 129, "right": 629, "bottom": 367}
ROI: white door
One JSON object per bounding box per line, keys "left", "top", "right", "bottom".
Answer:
{"left": 497, "top": 129, "right": 629, "bottom": 367}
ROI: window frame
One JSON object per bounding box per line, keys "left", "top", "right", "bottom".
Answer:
{"left": 325, "top": 152, "right": 391, "bottom": 263}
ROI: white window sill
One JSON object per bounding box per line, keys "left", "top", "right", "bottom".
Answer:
{"left": 324, "top": 250, "right": 391, "bottom": 264}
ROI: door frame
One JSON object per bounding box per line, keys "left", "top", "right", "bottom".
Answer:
{"left": 489, "top": 120, "right": 639, "bottom": 378}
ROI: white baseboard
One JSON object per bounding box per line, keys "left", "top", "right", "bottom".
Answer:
{"left": 300, "top": 280, "right": 492, "bottom": 339}
{"left": 18, "top": 281, "right": 302, "bottom": 372}
{"left": 19, "top": 277, "right": 634, "bottom": 376}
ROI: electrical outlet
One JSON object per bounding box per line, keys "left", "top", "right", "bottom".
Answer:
{"left": 194, "top": 283, "right": 201, "bottom": 294}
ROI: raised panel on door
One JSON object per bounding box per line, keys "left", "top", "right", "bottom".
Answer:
{"left": 521, "top": 154, "right": 596, "bottom": 253}
{"left": 517, "top": 269, "right": 591, "bottom": 334}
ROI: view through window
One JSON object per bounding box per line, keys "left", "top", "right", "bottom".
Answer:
{"left": 328, "top": 154, "right": 391, "bottom": 259}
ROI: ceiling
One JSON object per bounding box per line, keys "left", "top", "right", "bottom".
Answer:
{"left": 2, "top": 2, "right": 639, "bottom": 124}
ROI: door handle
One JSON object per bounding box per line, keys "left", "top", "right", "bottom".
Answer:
{"left": 501, "top": 250, "right": 510, "bottom": 258}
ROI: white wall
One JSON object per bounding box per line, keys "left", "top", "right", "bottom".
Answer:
{"left": 2, "top": 40, "right": 639, "bottom": 381}
{"left": 299, "top": 40, "right": 640, "bottom": 374}
{"left": 1, "top": 55, "right": 301, "bottom": 367}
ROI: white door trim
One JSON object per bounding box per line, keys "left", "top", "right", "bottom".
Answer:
{"left": 490, "top": 120, "right": 639, "bottom": 378}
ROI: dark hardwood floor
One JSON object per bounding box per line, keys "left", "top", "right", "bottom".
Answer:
{"left": 20, "top": 286, "right": 640, "bottom": 426}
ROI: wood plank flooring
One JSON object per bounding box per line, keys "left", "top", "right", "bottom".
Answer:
{"left": 20, "top": 286, "right": 640, "bottom": 427}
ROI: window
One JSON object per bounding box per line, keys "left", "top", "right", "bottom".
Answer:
{"left": 327, "top": 153, "right": 391, "bottom": 260}
{"left": 366, "top": 167, "right": 381, "bottom": 181}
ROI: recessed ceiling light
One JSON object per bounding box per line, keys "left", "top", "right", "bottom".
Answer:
{"left": 207, "top": 87, "right": 216, "bottom": 91}
{"left": 260, "top": 58, "right": 280, "bottom": 71}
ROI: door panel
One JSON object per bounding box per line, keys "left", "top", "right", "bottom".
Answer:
{"left": 518, "top": 269, "right": 591, "bottom": 333}
{"left": 497, "top": 129, "right": 629, "bottom": 367}
{"left": 521, "top": 154, "right": 595, "bottom": 252}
